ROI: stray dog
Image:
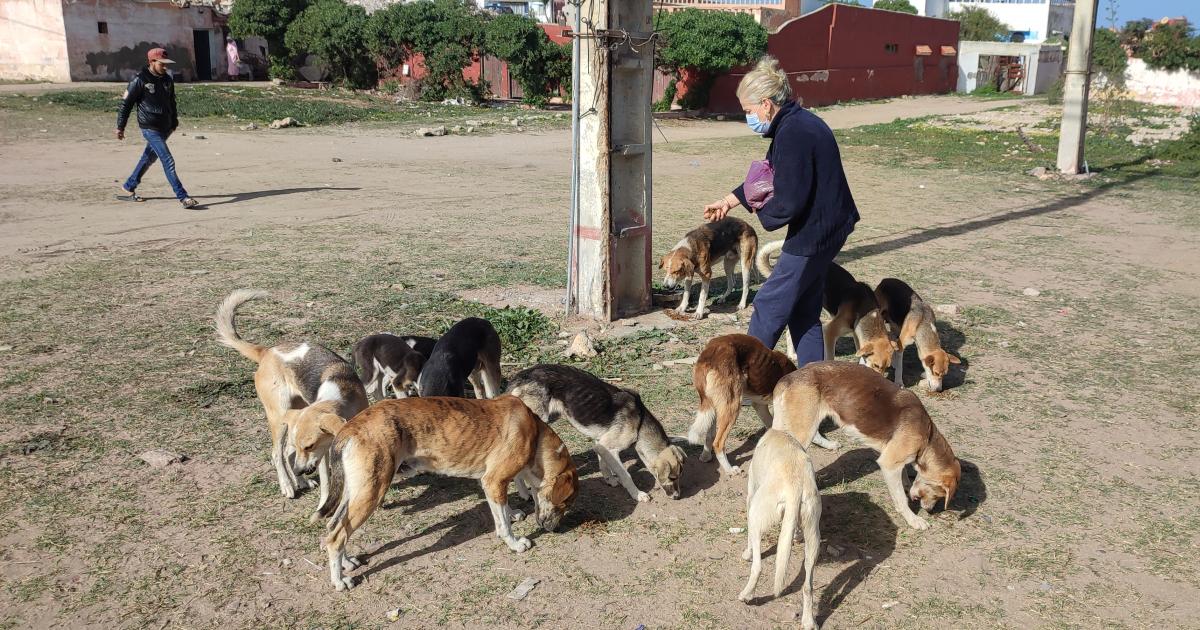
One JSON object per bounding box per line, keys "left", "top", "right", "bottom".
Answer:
{"left": 774, "top": 361, "right": 961, "bottom": 530}
{"left": 738, "top": 429, "right": 821, "bottom": 630}
{"left": 351, "top": 333, "right": 437, "bottom": 400}
{"left": 215, "top": 289, "right": 368, "bottom": 499}
{"left": 659, "top": 216, "right": 758, "bottom": 319}
{"left": 315, "top": 395, "right": 579, "bottom": 590}
{"left": 418, "top": 317, "right": 502, "bottom": 398}
{"left": 874, "top": 278, "right": 960, "bottom": 392}
{"left": 688, "top": 334, "right": 840, "bottom": 477}
{"left": 507, "top": 364, "right": 686, "bottom": 501}
{"left": 822, "top": 263, "right": 898, "bottom": 375}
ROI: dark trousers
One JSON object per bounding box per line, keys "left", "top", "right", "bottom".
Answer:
{"left": 124, "top": 128, "right": 189, "bottom": 200}
{"left": 747, "top": 247, "right": 838, "bottom": 366}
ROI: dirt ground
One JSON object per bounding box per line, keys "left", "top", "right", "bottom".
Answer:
{"left": 1, "top": 94, "right": 1198, "bottom": 630}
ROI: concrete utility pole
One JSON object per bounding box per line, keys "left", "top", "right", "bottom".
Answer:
{"left": 1056, "top": 0, "right": 1100, "bottom": 174}
{"left": 567, "top": 0, "right": 655, "bottom": 320}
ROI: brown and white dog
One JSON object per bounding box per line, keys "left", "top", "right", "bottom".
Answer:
{"left": 351, "top": 333, "right": 437, "bottom": 400}
{"left": 688, "top": 334, "right": 841, "bottom": 477}
{"left": 659, "top": 217, "right": 758, "bottom": 320}
{"left": 822, "top": 263, "right": 898, "bottom": 375}
{"left": 874, "top": 278, "right": 960, "bottom": 392}
{"left": 739, "top": 428, "right": 821, "bottom": 630}
{"left": 215, "top": 290, "right": 368, "bottom": 500}
{"left": 773, "top": 361, "right": 961, "bottom": 530}
{"left": 315, "top": 395, "right": 579, "bottom": 591}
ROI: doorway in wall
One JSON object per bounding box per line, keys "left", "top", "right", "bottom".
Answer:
{"left": 193, "top": 30, "right": 212, "bottom": 80}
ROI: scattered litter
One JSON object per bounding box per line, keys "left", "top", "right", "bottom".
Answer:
{"left": 385, "top": 608, "right": 403, "bottom": 622}
{"left": 268, "top": 117, "right": 303, "bottom": 129}
{"left": 1016, "top": 321, "right": 1027, "bottom": 327}
{"left": 441, "top": 97, "right": 467, "bottom": 106}
{"left": 728, "top": 527, "right": 744, "bottom": 534}
{"left": 0, "top": 345, "right": 13, "bottom": 352}
{"left": 506, "top": 577, "right": 541, "bottom": 601}
{"left": 332, "top": 157, "right": 343, "bottom": 163}
{"left": 662, "top": 356, "right": 698, "bottom": 366}
{"left": 415, "top": 126, "right": 447, "bottom": 137}
{"left": 918, "top": 184, "right": 925, "bottom": 189}
{"left": 42, "top": 397, "right": 63, "bottom": 404}
{"left": 882, "top": 600, "right": 900, "bottom": 610}
{"left": 280, "top": 558, "right": 292, "bottom": 568}
{"left": 1022, "top": 287, "right": 1040, "bottom": 297}
{"left": 193, "top": 134, "right": 207, "bottom": 140}
{"left": 139, "top": 449, "right": 186, "bottom": 468}
{"left": 652, "top": 363, "right": 664, "bottom": 371}
{"left": 998, "top": 341, "right": 1011, "bottom": 348}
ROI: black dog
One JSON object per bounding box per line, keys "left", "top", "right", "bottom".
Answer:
{"left": 417, "top": 317, "right": 501, "bottom": 398}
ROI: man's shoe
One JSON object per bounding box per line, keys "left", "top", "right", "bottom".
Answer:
{"left": 180, "top": 197, "right": 199, "bottom": 209}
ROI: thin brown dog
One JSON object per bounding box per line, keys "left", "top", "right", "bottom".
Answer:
{"left": 316, "top": 395, "right": 579, "bottom": 591}
{"left": 874, "top": 278, "right": 960, "bottom": 392}
{"left": 822, "top": 263, "right": 898, "bottom": 374}
{"left": 773, "top": 361, "right": 961, "bottom": 530}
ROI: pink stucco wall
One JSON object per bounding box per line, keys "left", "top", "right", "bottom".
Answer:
{"left": 61, "top": 0, "right": 221, "bottom": 82}
{"left": 0, "top": 0, "right": 71, "bottom": 82}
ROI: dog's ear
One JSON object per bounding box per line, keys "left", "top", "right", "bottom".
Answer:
{"left": 318, "top": 412, "right": 345, "bottom": 436}
{"left": 923, "top": 354, "right": 936, "bottom": 368}
{"left": 855, "top": 346, "right": 873, "bottom": 358}
{"left": 658, "top": 256, "right": 666, "bottom": 269}
{"left": 891, "top": 340, "right": 901, "bottom": 352}
{"left": 947, "top": 353, "right": 961, "bottom": 365}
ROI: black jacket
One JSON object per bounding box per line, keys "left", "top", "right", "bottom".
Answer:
{"left": 732, "top": 100, "right": 859, "bottom": 256}
{"left": 117, "top": 67, "right": 179, "bottom": 133}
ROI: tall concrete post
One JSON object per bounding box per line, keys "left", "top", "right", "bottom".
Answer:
{"left": 1056, "top": 0, "right": 1100, "bottom": 174}
{"left": 568, "top": 0, "right": 654, "bottom": 320}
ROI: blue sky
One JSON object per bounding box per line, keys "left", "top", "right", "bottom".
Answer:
{"left": 1108, "top": 1, "right": 1193, "bottom": 26}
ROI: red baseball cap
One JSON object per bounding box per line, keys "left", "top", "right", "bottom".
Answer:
{"left": 147, "top": 48, "right": 176, "bottom": 64}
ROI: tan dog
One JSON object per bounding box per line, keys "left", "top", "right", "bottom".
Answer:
{"left": 822, "top": 263, "right": 898, "bottom": 374}
{"left": 215, "top": 290, "right": 368, "bottom": 500}
{"left": 688, "top": 334, "right": 839, "bottom": 477}
{"left": 874, "top": 278, "right": 961, "bottom": 392}
{"left": 659, "top": 217, "right": 758, "bottom": 320}
{"left": 315, "top": 395, "right": 579, "bottom": 591}
{"left": 739, "top": 429, "right": 821, "bottom": 630}
{"left": 774, "top": 361, "right": 960, "bottom": 530}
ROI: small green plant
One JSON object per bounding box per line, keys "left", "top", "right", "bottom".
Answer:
{"left": 379, "top": 78, "right": 401, "bottom": 94}
{"left": 873, "top": 0, "right": 917, "bottom": 14}
{"left": 1157, "top": 116, "right": 1200, "bottom": 162}
{"left": 949, "top": 5, "right": 1012, "bottom": 42}
{"left": 653, "top": 78, "right": 677, "bottom": 112}
{"left": 655, "top": 9, "right": 767, "bottom": 110}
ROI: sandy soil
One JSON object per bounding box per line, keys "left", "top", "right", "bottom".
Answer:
{"left": 1, "top": 94, "right": 1197, "bottom": 630}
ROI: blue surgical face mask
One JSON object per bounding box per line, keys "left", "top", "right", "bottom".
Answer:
{"left": 746, "top": 112, "right": 770, "bottom": 135}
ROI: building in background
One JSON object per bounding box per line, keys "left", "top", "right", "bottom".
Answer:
{"left": 0, "top": 0, "right": 265, "bottom": 82}
{"left": 956, "top": 40, "right": 1062, "bottom": 95}
{"left": 940, "top": 0, "right": 1074, "bottom": 43}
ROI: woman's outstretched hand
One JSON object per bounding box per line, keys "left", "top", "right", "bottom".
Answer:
{"left": 703, "top": 193, "right": 742, "bottom": 222}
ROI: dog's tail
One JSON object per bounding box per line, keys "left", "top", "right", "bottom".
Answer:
{"left": 214, "top": 289, "right": 271, "bottom": 363}
{"left": 755, "top": 240, "right": 784, "bottom": 279}
{"left": 774, "top": 497, "right": 799, "bottom": 597}
{"left": 314, "top": 438, "right": 348, "bottom": 526}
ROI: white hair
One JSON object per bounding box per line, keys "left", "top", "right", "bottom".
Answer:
{"left": 737, "top": 56, "right": 792, "bottom": 105}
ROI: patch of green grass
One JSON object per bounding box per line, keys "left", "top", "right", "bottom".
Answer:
{"left": 835, "top": 116, "right": 1200, "bottom": 189}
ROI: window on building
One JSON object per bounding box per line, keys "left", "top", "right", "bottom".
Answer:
{"left": 98, "top": 21, "right": 108, "bottom": 34}
{"left": 885, "top": 43, "right": 899, "bottom": 54}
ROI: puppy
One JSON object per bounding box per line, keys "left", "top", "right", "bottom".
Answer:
{"left": 351, "top": 333, "right": 437, "bottom": 400}
{"left": 506, "top": 364, "right": 686, "bottom": 501}
{"left": 688, "top": 334, "right": 839, "bottom": 477}
{"left": 874, "top": 278, "right": 960, "bottom": 392}
{"left": 659, "top": 216, "right": 758, "bottom": 319}
{"left": 214, "top": 290, "right": 368, "bottom": 499}
{"left": 822, "top": 263, "right": 898, "bottom": 375}
{"left": 316, "top": 395, "right": 579, "bottom": 590}
{"left": 773, "top": 361, "right": 961, "bottom": 530}
{"left": 418, "top": 317, "right": 502, "bottom": 398}
{"left": 738, "top": 429, "right": 821, "bottom": 630}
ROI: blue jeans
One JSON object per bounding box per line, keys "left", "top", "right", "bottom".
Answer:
{"left": 747, "top": 247, "right": 838, "bottom": 367}
{"left": 124, "top": 129, "right": 189, "bottom": 200}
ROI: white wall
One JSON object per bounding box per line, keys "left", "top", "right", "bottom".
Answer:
{"left": 956, "top": 40, "right": 1061, "bottom": 95}
{"left": 0, "top": 0, "right": 70, "bottom": 82}
{"left": 1125, "top": 58, "right": 1200, "bottom": 108}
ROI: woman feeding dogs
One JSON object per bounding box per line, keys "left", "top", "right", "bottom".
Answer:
{"left": 704, "top": 56, "right": 860, "bottom": 366}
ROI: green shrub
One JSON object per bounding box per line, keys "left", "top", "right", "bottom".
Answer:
{"left": 655, "top": 9, "right": 767, "bottom": 109}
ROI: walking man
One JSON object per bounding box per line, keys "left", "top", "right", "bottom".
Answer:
{"left": 116, "top": 47, "right": 198, "bottom": 208}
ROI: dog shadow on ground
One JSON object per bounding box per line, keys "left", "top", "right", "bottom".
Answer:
{"left": 357, "top": 453, "right": 636, "bottom": 583}
{"left": 738, "top": 491, "right": 896, "bottom": 626}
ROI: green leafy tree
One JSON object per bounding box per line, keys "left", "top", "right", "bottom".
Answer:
{"left": 655, "top": 9, "right": 768, "bottom": 109}
{"left": 1119, "top": 18, "right": 1154, "bottom": 56}
{"left": 948, "top": 6, "right": 1012, "bottom": 42}
{"left": 227, "top": 0, "right": 309, "bottom": 77}
{"left": 825, "top": 0, "right": 864, "bottom": 6}
{"left": 284, "top": 0, "right": 376, "bottom": 88}
{"left": 1141, "top": 22, "right": 1200, "bottom": 72}
{"left": 365, "top": 0, "right": 486, "bottom": 101}
{"left": 872, "top": 0, "right": 917, "bottom": 15}
{"left": 1090, "top": 27, "right": 1128, "bottom": 85}
{"left": 484, "top": 15, "right": 566, "bottom": 105}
